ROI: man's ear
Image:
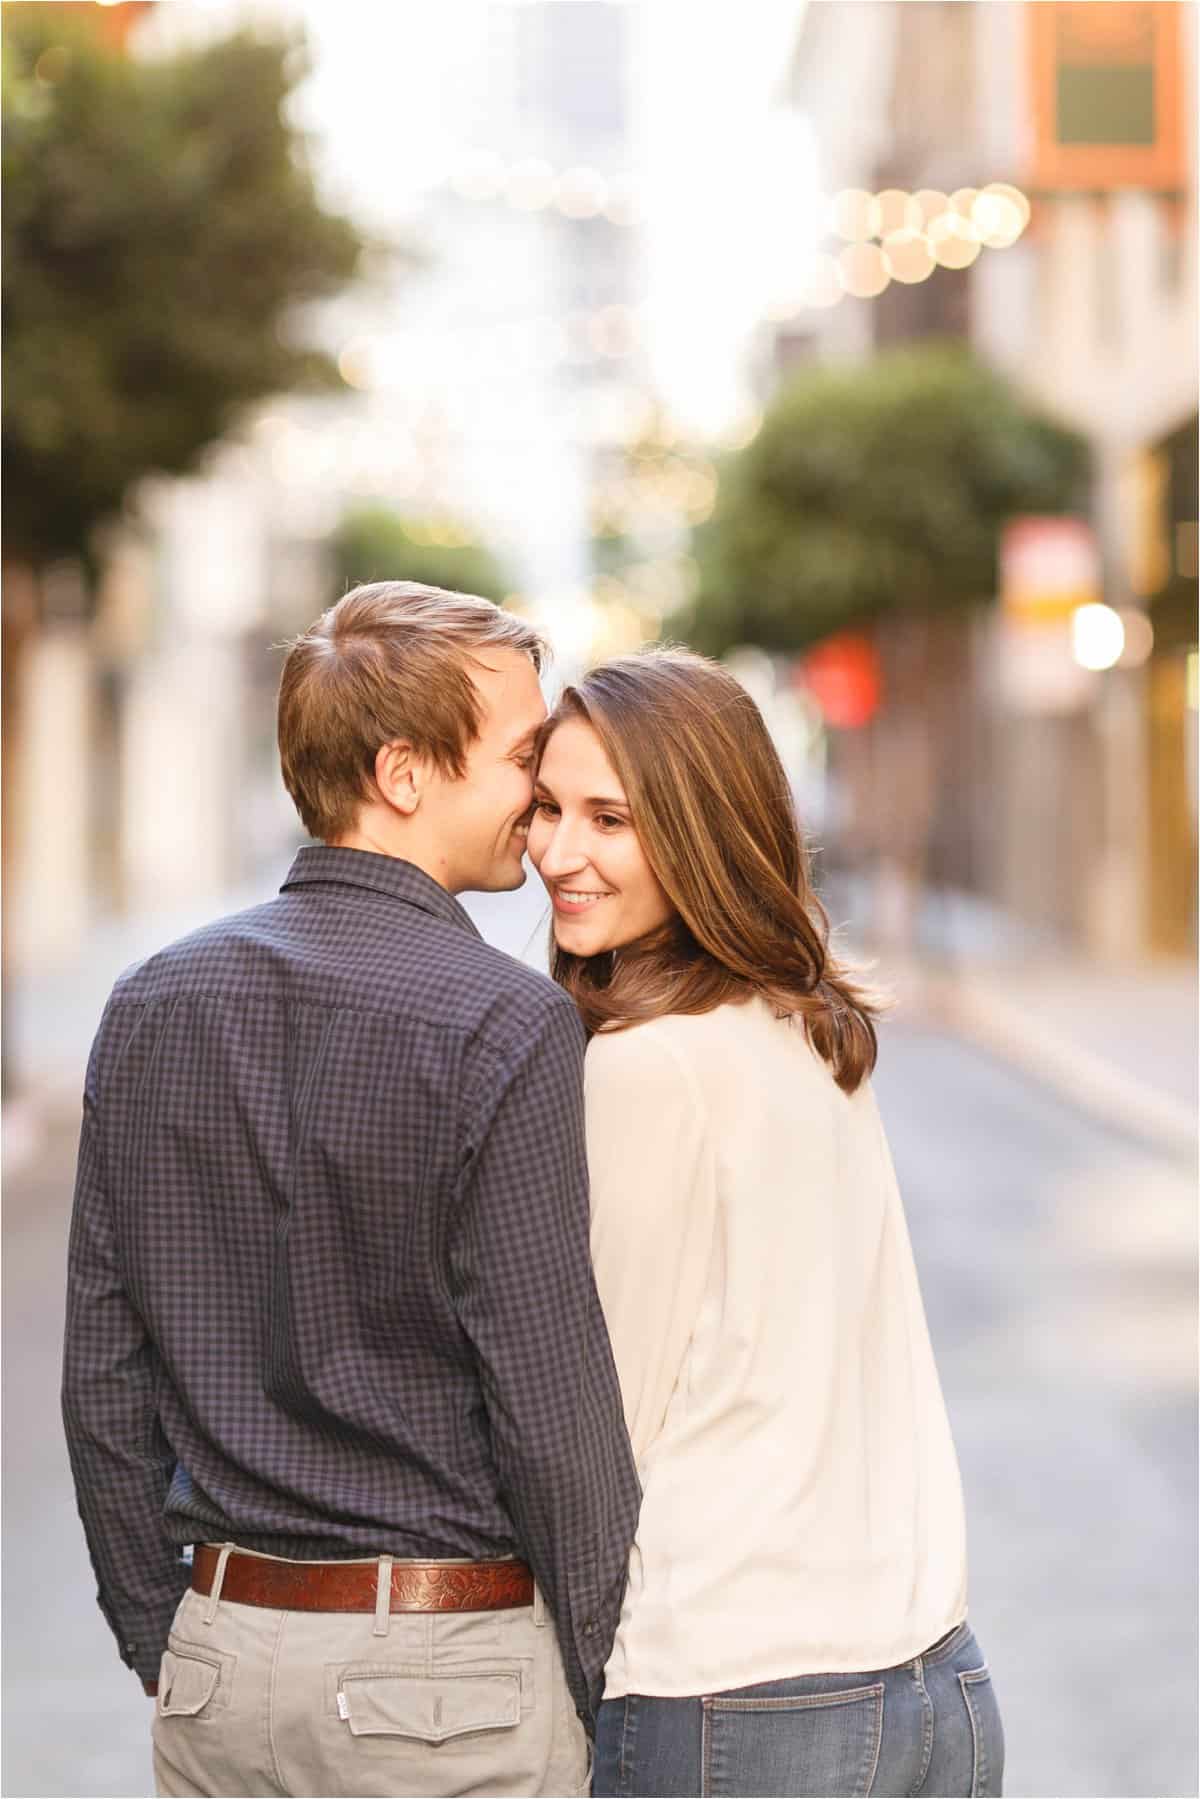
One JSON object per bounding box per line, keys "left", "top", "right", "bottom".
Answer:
{"left": 374, "top": 740, "right": 424, "bottom": 817}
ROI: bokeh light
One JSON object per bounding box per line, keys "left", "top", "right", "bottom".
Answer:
{"left": 506, "top": 158, "right": 556, "bottom": 211}
{"left": 928, "top": 212, "right": 982, "bottom": 269}
{"left": 972, "top": 184, "right": 1030, "bottom": 248}
{"left": 913, "top": 188, "right": 950, "bottom": 227}
{"left": 555, "top": 166, "right": 609, "bottom": 219}
{"left": 816, "top": 180, "right": 1028, "bottom": 294}
{"left": 1072, "top": 603, "right": 1126, "bottom": 671}
{"left": 874, "top": 189, "right": 921, "bottom": 235}
{"left": 601, "top": 187, "right": 640, "bottom": 228}
{"left": 830, "top": 189, "right": 878, "bottom": 242}
{"left": 35, "top": 45, "right": 71, "bottom": 84}
{"left": 882, "top": 229, "right": 936, "bottom": 283}
{"left": 837, "top": 242, "right": 890, "bottom": 298}
{"left": 981, "top": 182, "right": 1031, "bottom": 230}
{"left": 337, "top": 337, "right": 375, "bottom": 390}
{"left": 1116, "top": 608, "right": 1155, "bottom": 668}
{"left": 451, "top": 150, "right": 505, "bottom": 202}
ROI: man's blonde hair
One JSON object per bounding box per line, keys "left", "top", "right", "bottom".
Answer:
{"left": 278, "top": 581, "right": 546, "bottom": 841}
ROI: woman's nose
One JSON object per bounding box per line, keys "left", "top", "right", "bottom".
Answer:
{"left": 537, "top": 819, "right": 589, "bottom": 880}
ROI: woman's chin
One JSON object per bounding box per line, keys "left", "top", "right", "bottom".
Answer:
{"left": 553, "top": 919, "right": 609, "bottom": 957}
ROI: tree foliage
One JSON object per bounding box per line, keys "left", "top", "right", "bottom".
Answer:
{"left": 676, "top": 344, "right": 1091, "bottom": 656}
{"left": 2, "top": 5, "right": 364, "bottom": 565}
{"left": 330, "top": 505, "right": 511, "bottom": 606}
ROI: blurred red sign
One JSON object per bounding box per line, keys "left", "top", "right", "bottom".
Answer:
{"left": 1001, "top": 516, "right": 1100, "bottom": 622}
{"left": 798, "top": 633, "right": 882, "bottom": 730}
{"left": 999, "top": 516, "right": 1099, "bottom": 713}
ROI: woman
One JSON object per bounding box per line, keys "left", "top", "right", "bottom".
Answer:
{"left": 526, "top": 649, "right": 1004, "bottom": 1799}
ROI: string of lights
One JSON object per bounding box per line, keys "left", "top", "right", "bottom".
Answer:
{"left": 773, "top": 183, "right": 1032, "bottom": 312}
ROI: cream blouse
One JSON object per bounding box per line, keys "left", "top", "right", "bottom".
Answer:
{"left": 584, "top": 996, "right": 968, "bottom": 1700}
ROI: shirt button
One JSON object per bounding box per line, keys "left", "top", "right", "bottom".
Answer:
{"left": 583, "top": 1622, "right": 598, "bottom": 1636}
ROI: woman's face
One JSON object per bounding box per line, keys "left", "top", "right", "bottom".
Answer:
{"left": 527, "top": 717, "right": 674, "bottom": 957}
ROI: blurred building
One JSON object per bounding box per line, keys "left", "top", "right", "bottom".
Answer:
{"left": 778, "top": 0, "right": 1198, "bottom": 959}
{"left": 8, "top": 0, "right": 1196, "bottom": 1042}
{"left": 8, "top": 0, "right": 650, "bottom": 990}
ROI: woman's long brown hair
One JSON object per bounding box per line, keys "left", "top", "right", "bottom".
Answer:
{"left": 538, "top": 648, "right": 880, "bottom": 1094}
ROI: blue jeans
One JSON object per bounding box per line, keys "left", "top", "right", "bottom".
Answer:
{"left": 592, "top": 1623, "right": 1003, "bottom": 1797}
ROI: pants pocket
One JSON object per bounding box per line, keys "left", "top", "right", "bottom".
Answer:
{"left": 702, "top": 1683, "right": 885, "bottom": 1798}
{"left": 336, "top": 1665, "right": 522, "bottom": 1744}
{"left": 157, "top": 1642, "right": 235, "bottom": 1719}
{"left": 958, "top": 1668, "right": 1005, "bottom": 1798}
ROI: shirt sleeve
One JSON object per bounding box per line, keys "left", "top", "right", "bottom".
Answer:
{"left": 449, "top": 995, "right": 641, "bottom": 1734}
{"left": 585, "top": 1024, "right": 717, "bottom": 1466}
{"left": 61, "top": 1006, "right": 189, "bottom": 1685}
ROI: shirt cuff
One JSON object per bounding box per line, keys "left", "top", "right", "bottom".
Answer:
{"left": 106, "top": 1581, "right": 190, "bottom": 1685}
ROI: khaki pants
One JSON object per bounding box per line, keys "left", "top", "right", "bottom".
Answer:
{"left": 152, "top": 1550, "right": 590, "bottom": 1798}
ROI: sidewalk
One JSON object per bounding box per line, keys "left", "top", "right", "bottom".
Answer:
{"left": 917, "top": 956, "right": 1196, "bottom": 1161}
{"left": 819, "top": 874, "right": 1196, "bottom": 1162}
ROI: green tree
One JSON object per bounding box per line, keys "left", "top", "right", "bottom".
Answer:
{"left": 330, "top": 505, "right": 511, "bottom": 606}
{"left": 677, "top": 344, "right": 1089, "bottom": 655}
{"left": 676, "top": 345, "right": 1091, "bottom": 948}
{"left": 1, "top": 6, "right": 368, "bottom": 1090}
{"left": 2, "top": 5, "right": 365, "bottom": 570}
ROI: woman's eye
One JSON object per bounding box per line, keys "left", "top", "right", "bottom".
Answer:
{"left": 596, "top": 814, "right": 626, "bottom": 830}
{"left": 533, "top": 799, "right": 559, "bottom": 817}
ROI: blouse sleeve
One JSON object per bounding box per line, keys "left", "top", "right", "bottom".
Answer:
{"left": 584, "top": 1023, "right": 716, "bottom": 1466}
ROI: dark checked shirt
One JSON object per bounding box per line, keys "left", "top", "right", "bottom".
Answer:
{"left": 62, "top": 845, "right": 640, "bottom": 1727}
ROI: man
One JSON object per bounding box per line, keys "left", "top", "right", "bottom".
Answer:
{"left": 62, "top": 582, "right": 641, "bottom": 1798}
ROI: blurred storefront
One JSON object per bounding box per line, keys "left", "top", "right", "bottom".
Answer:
{"left": 1137, "top": 413, "right": 1199, "bottom": 953}
{"left": 779, "top": 0, "right": 1198, "bottom": 961}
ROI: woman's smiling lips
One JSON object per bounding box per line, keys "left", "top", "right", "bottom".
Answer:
{"left": 550, "top": 886, "right": 613, "bottom": 916}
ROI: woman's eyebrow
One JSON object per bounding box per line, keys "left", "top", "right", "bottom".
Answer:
{"left": 533, "top": 780, "right": 628, "bottom": 811}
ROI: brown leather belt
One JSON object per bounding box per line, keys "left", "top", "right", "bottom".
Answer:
{"left": 191, "top": 1545, "right": 534, "bottom": 1614}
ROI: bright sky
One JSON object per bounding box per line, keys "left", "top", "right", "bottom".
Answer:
{"left": 285, "top": 0, "right": 821, "bottom": 437}
{"left": 628, "top": 0, "right": 820, "bottom": 434}
{"left": 140, "top": 0, "right": 823, "bottom": 627}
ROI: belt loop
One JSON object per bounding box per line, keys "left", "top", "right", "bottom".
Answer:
{"left": 533, "top": 1582, "right": 546, "bottom": 1628}
{"left": 374, "top": 1555, "right": 394, "bottom": 1637}
{"left": 203, "top": 1545, "right": 233, "bottom": 1626}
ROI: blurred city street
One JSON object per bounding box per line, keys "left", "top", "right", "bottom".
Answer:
{"left": 3, "top": 1, "right": 1196, "bottom": 1796}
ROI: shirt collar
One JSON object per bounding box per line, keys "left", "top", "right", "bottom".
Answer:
{"left": 280, "top": 845, "right": 482, "bottom": 939}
